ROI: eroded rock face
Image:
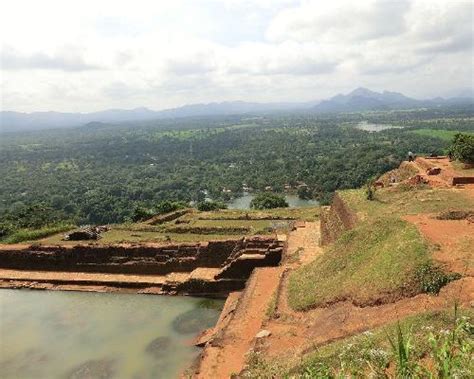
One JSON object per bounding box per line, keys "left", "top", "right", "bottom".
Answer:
{"left": 145, "top": 336, "right": 172, "bottom": 358}
{"left": 172, "top": 308, "right": 219, "bottom": 334}
{"left": 66, "top": 358, "right": 116, "bottom": 379}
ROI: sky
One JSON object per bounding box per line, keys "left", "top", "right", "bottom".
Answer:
{"left": 0, "top": 0, "right": 473, "bottom": 113}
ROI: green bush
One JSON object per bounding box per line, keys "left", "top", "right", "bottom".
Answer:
{"left": 415, "top": 262, "right": 461, "bottom": 294}
{"left": 250, "top": 193, "right": 289, "bottom": 210}
{"left": 156, "top": 200, "right": 186, "bottom": 214}
{"left": 196, "top": 200, "right": 227, "bottom": 211}
{"left": 131, "top": 206, "right": 153, "bottom": 222}
{"left": 448, "top": 133, "right": 474, "bottom": 163}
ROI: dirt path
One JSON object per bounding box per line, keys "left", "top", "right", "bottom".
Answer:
{"left": 258, "top": 278, "right": 473, "bottom": 359}
{"left": 404, "top": 214, "right": 474, "bottom": 275}
{"left": 276, "top": 222, "right": 323, "bottom": 317}
{"left": 194, "top": 266, "right": 283, "bottom": 379}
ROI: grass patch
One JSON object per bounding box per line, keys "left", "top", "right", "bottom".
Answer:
{"left": 244, "top": 308, "right": 474, "bottom": 378}
{"left": 1, "top": 224, "right": 75, "bottom": 244}
{"left": 451, "top": 160, "right": 474, "bottom": 176}
{"left": 191, "top": 207, "right": 320, "bottom": 222}
{"left": 39, "top": 228, "right": 242, "bottom": 245}
{"left": 265, "top": 290, "right": 278, "bottom": 319}
{"left": 288, "top": 217, "right": 430, "bottom": 309}
{"left": 339, "top": 187, "right": 474, "bottom": 220}
{"left": 288, "top": 185, "right": 472, "bottom": 310}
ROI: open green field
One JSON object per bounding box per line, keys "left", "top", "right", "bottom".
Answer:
{"left": 409, "top": 128, "right": 474, "bottom": 141}
{"left": 288, "top": 186, "right": 472, "bottom": 310}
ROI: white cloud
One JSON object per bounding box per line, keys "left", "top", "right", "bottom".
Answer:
{"left": 266, "top": 0, "right": 411, "bottom": 43}
{"left": 0, "top": 0, "right": 472, "bottom": 112}
{"left": 1, "top": 47, "right": 102, "bottom": 71}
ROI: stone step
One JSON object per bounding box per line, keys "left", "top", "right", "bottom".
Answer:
{"left": 236, "top": 254, "right": 266, "bottom": 261}
{"left": 189, "top": 267, "right": 221, "bottom": 281}
{"left": 165, "top": 272, "right": 190, "bottom": 282}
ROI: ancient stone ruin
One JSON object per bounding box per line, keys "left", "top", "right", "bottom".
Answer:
{"left": 0, "top": 236, "right": 284, "bottom": 296}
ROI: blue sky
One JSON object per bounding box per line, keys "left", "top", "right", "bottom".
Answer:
{"left": 1, "top": 0, "right": 472, "bottom": 112}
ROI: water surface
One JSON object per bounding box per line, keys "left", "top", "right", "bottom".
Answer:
{"left": 355, "top": 121, "right": 403, "bottom": 132}
{"left": 0, "top": 289, "right": 222, "bottom": 379}
{"left": 228, "top": 194, "right": 319, "bottom": 210}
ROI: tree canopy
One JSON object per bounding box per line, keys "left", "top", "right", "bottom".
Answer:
{"left": 449, "top": 133, "right": 474, "bottom": 163}
{"left": 250, "top": 193, "right": 289, "bottom": 209}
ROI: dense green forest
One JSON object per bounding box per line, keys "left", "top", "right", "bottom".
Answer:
{"left": 1, "top": 109, "right": 473, "bottom": 235}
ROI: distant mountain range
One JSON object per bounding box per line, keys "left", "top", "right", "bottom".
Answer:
{"left": 1, "top": 88, "right": 472, "bottom": 132}
{"left": 312, "top": 87, "right": 473, "bottom": 113}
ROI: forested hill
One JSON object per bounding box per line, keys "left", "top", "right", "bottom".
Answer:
{"left": 1, "top": 109, "right": 473, "bottom": 227}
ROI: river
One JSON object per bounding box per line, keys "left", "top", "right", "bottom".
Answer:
{"left": 0, "top": 289, "right": 222, "bottom": 379}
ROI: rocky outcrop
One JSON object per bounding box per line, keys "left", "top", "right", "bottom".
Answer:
{"left": 320, "top": 193, "right": 358, "bottom": 245}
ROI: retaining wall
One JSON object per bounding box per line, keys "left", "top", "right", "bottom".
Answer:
{"left": 320, "top": 193, "right": 358, "bottom": 245}
{"left": 0, "top": 238, "right": 284, "bottom": 275}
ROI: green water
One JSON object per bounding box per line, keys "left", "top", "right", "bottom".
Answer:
{"left": 0, "top": 289, "right": 222, "bottom": 379}
{"left": 228, "top": 194, "right": 319, "bottom": 210}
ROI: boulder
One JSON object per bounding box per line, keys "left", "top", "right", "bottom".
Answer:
{"left": 255, "top": 330, "right": 271, "bottom": 338}
{"left": 63, "top": 228, "right": 101, "bottom": 241}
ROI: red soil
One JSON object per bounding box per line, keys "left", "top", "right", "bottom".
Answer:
{"left": 194, "top": 267, "right": 283, "bottom": 378}
{"left": 404, "top": 214, "right": 474, "bottom": 275}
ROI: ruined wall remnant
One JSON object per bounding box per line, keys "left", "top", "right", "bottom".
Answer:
{"left": 320, "top": 193, "right": 358, "bottom": 246}
{"left": 0, "top": 236, "right": 284, "bottom": 296}
{"left": 452, "top": 176, "right": 474, "bottom": 185}
{"left": 0, "top": 237, "right": 283, "bottom": 278}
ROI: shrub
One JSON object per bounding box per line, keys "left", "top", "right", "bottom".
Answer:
{"left": 365, "top": 177, "right": 377, "bottom": 201}
{"left": 156, "top": 200, "right": 186, "bottom": 214}
{"left": 0, "top": 221, "right": 15, "bottom": 238}
{"left": 448, "top": 133, "right": 474, "bottom": 164}
{"left": 415, "top": 262, "right": 461, "bottom": 294}
{"left": 131, "top": 206, "right": 153, "bottom": 222}
{"left": 250, "top": 193, "right": 289, "bottom": 210}
{"left": 196, "top": 200, "right": 227, "bottom": 211}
